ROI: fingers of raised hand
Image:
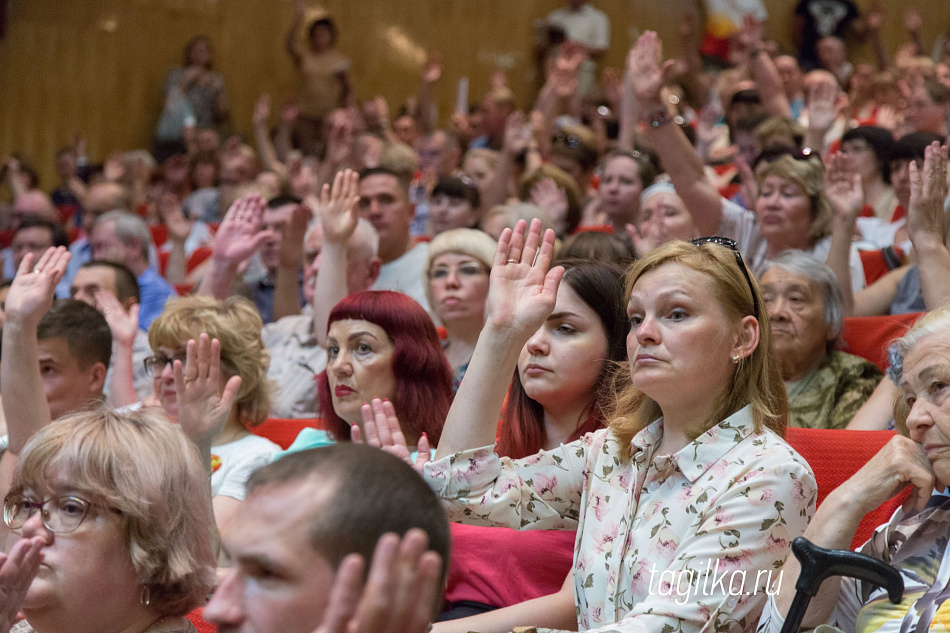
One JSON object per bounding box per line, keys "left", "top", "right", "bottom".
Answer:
{"left": 314, "top": 554, "right": 365, "bottom": 633}
{"left": 359, "top": 403, "right": 383, "bottom": 447}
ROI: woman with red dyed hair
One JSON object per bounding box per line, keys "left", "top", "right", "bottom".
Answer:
{"left": 317, "top": 290, "right": 453, "bottom": 447}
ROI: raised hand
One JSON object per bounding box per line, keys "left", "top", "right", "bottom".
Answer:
{"left": 735, "top": 14, "right": 763, "bottom": 53}
{"left": 907, "top": 141, "right": 948, "bottom": 247}
{"left": 351, "top": 399, "right": 430, "bottom": 475}
{"left": 280, "top": 98, "right": 300, "bottom": 126}
{"left": 502, "top": 110, "right": 530, "bottom": 157}
{"left": 0, "top": 536, "right": 46, "bottom": 633}
{"left": 312, "top": 530, "right": 442, "bottom": 633}
{"left": 485, "top": 219, "right": 563, "bottom": 337}
{"left": 253, "top": 93, "right": 271, "bottom": 129}
{"left": 627, "top": 31, "right": 676, "bottom": 111}
{"left": 95, "top": 289, "right": 140, "bottom": 348}
{"left": 312, "top": 169, "right": 360, "bottom": 244}
{"left": 278, "top": 204, "right": 311, "bottom": 270}
{"left": 530, "top": 178, "right": 568, "bottom": 235}
{"left": 159, "top": 190, "right": 193, "bottom": 244}
{"left": 422, "top": 53, "right": 442, "bottom": 84}
{"left": 806, "top": 79, "right": 841, "bottom": 135}
{"left": 904, "top": 8, "right": 921, "bottom": 34}
{"left": 5, "top": 247, "right": 70, "bottom": 327}
{"left": 825, "top": 151, "right": 864, "bottom": 222}
{"left": 173, "top": 333, "right": 242, "bottom": 453}
{"left": 211, "top": 194, "right": 277, "bottom": 267}
{"left": 625, "top": 222, "right": 656, "bottom": 258}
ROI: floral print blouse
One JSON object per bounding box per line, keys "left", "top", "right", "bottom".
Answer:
{"left": 758, "top": 492, "right": 950, "bottom": 633}
{"left": 424, "top": 406, "right": 817, "bottom": 632}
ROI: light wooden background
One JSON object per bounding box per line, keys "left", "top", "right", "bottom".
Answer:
{"left": 1, "top": 0, "right": 945, "bottom": 191}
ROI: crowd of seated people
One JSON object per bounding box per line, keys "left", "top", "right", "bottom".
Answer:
{"left": 5, "top": 1, "right": 950, "bottom": 631}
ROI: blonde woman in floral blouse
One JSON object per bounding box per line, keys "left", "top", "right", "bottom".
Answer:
{"left": 422, "top": 220, "right": 817, "bottom": 632}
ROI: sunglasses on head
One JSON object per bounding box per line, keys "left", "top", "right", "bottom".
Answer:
{"left": 689, "top": 236, "right": 760, "bottom": 320}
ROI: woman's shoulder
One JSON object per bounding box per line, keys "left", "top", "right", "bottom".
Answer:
{"left": 215, "top": 433, "right": 281, "bottom": 455}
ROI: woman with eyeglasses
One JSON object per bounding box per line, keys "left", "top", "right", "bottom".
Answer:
{"left": 1, "top": 406, "right": 215, "bottom": 633}
{"left": 412, "top": 220, "right": 814, "bottom": 632}
{"left": 146, "top": 295, "right": 279, "bottom": 533}
{"left": 627, "top": 31, "right": 867, "bottom": 296}
{"left": 425, "top": 229, "right": 496, "bottom": 390}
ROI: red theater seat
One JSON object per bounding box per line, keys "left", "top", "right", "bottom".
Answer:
{"left": 785, "top": 427, "right": 909, "bottom": 549}
{"left": 252, "top": 418, "right": 322, "bottom": 450}
{"left": 842, "top": 313, "right": 924, "bottom": 371}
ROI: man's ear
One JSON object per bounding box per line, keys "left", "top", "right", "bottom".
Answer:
{"left": 733, "top": 315, "right": 760, "bottom": 362}
{"left": 89, "top": 362, "right": 108, "bottom": 396}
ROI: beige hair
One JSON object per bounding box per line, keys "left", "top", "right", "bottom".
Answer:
{"left": 757, "top": 154, "right": 832, "bottom": 246}
{"left": 424, "top": 228, "right": 497, "bottom": 309}
{"left": 11, "top": 406, "right": 216, "bottom": 617}
{"left": 148, "top": 296, "right": 272, "bottom": 426}
{"left": 608, "top": 241, "right": 786, "bottom": 459}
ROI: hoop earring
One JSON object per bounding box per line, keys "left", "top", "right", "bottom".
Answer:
{"left": 140, "top": 585, "right": 151, "bottom": 607}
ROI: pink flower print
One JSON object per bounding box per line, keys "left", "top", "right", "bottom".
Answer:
{"left": 707, "top": 458, "right": 731, "bottom": 478}
{"left": 534, "top": 473, "right": 559, "bottom": 498}
{"left": 713, "top": 505, "right": 734, "bottom": 527}
{"left": 791, "top": 478, "right": 809, "bottom": 503}
{"left": 593, "top": 521, "right": 619, "bottom": 554}
{"left": 764, "top": 525, "right": 792, "bottom": 557}
{"left": 650, "top": 526, "right": 680, "bottom": 559}
{"left": 589, "top": 606, "right": 604, "bottom": 625}
{"left": 749, "top": 486, "right": 775, "bottom": 506}
{"left": 589, "top": 490, "right": 611, "bottom": 521}
{"left": 698, "top": 603, "right": 711, "bottom": 623}
{"left": 718, "top": 548, "right": 753, "bottom": 571}
{"left": 630, "top": 558, "right": 652, "bottom": 595}
{"left": 675, "top": 484, "right": 695, "bottom": 504}
{"left": 608, "top": 469, "right": 632, "bottom": 491}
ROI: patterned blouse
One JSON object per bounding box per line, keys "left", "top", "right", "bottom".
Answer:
{"left": 758, "top": 492, "right": 950, "bottom": 633}
{"left": 424, "top": 406, "right": 817, "bottom": 632}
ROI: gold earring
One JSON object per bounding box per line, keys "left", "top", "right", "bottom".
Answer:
{"left": 732, "top": 354, "right": 740, "bottom": 364}
{"left": 140, "top": 585, "right": 151, "bottom": 607}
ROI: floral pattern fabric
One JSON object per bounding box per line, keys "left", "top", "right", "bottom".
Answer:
{"left": 758, "top": 492, "right": 950, "bottom": 633}
{"left": 424, "top": 406, "right": 817, "bottom": 632}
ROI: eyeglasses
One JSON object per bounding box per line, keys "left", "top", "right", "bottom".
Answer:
{"left": 143, "top": 351, "right": 187, "bottom": 377}
{"left": 3, "top": 494, "right": 98, "bottom": 533}
{"left": 553, "top": 132, "right": 585, "bottom": 149}
{"left": 690, "top": 236, "right": 760, "bottom": 319}
{"left": 428, "top": 262, "right": 488, "bottom": 281}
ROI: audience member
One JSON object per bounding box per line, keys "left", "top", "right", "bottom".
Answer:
{"left": 4, "top": 218, "right": 69, "bottom": 281}
{"left": 69, "top": 260, "right": 153, "bottom": 405}
{"left": 204, "top": 443, "right": 449, "bottom": 633}
{"left": 90, "top": 211, "right": 176, "bottom": 330}
{"left": 359, "top": 167, "right": 433, "bottom": 315}
{"left": 761, "top": 251, "right": 881, "bottom": 429}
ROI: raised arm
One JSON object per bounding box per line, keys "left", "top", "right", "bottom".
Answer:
{"left": 629, "top": 31, "right": 725, "bottom": 236}
{"left": 435, "top": 219, "right": 563, "bottom": 458}
{"left": 272, "top": 203, "right": 310, "bottom": 320}
{"left": 159, "top": 191, "right": 192, "bottom": 286}
{"left": 311, "top": 169, "right": 360, "bottom": 345}
{"left": 97, "top": 290, "right": 141, "bottom": 408}
{"left": 824, "top": 152, "right": 864, "bottom": 315}
{"left": 738, "top": 16, "right": 792, "bottom": 118}
{"left": 252, "top": 94, "right": 288, "bottom": 180}
{"left": 285, "top": 0, "right": 305, "bottom": 67}
{"left": 196, "top": 194, "right": 276, "bottom": 300}
{"left": 907, "top": 142, "right": 950, "bottom": 310}
{"left": 416, "top": 53, "right": 442, "bottom": 135}
{"left": 0, "top": 248, "right": 70, "bottom": 500}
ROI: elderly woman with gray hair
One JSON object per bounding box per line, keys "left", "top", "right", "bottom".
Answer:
{"left": 760, "top": 250, "right": 882, "bottom": 429}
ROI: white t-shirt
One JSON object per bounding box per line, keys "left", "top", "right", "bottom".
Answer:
{"left": 546, "top": 4, "right": 610, "bottom": 51}
{"left": 370, "top": 241, "right": 436, "bottom": 319}
{"left": 211, "top": 434, "right": 281, "bottom": 501}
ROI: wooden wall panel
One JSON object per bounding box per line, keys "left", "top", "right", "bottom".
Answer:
{"left": 1, "top": 0, "right": 947, "bottom": 193}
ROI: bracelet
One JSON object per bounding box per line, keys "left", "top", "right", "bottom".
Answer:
{"left": 646, "top": 108, "right": 674, "bottom": 129}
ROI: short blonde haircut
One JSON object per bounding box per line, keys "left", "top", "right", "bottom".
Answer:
{"left": 149, "top": 296, "right": 272, "bottom": 426}
{"left": 757, "top": 154, "right": 832, "bottom": 246}
{"left": 608, "top": 241, "right": 787, "bottom": 459}
{"left": 424, "top": 228, "right": 497, "bottom": 309}
{"left": 11, "top": 406, "right": 216, "bottom": 617}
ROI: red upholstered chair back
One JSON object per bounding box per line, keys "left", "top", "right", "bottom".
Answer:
{"left": 784, "top": 427, "right": 909, "bottom": 549}
{"left": 186, "top": 608, "right": 217, "bottom": 633}
{"left": 841, "top": 312, "right": 924, "bottom": 371}
{"left": 251, "top": 418, "right": 322, "bottom": 449}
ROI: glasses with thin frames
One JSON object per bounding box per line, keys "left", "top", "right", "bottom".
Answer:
{"left": 428, "top": 262, "right": 488, "bottom": 281}
{"left": 689, "top": 236, "right": 760, "bottom": 319}
{"left": 3, "top": 494, "right": 96, "bottom": 533}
